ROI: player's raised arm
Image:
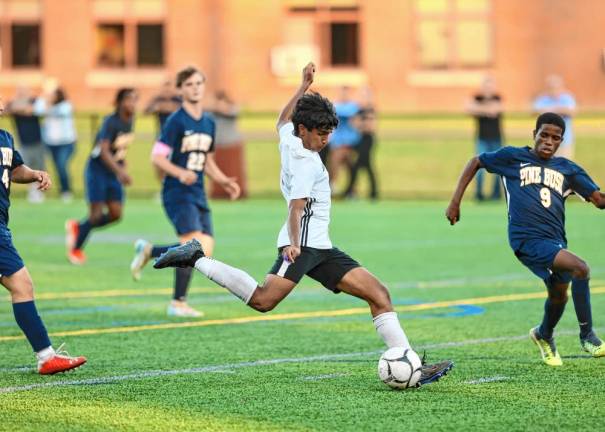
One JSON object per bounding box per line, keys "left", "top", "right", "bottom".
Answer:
{"left": 588, "top": 190, "right": 605, "bottom": 209}
{"left": 445, "top": 156, "right": 483, "bottom": 225}
{"left": 276, "top": 62, "right": 315, "bottom": 130}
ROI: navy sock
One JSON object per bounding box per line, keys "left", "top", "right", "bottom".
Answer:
{"left": 539, "top": 278, "right": 567, "bottom": 340}
{"left": 174, "top": 267, "right": 193, "bottom": 301}
{"left": 12, "top": 301, "right": 52, "bottom": 352}
{"left": 539, "top": 298, "right": 567, "bottom": 340}
{"left": 571, "top": 278, "right": 593, "bottom": 339}
{"left": 75, "top": 214, "right": 111, "bottom": 249}
{"left": 151, "top": 244, "right": 179, "bottom": 258}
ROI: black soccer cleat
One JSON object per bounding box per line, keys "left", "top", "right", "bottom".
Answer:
{"left": 417, "top": 356, "right": 454, "bottom": 387}
{"left": 153, "top": 239, "right": 205, "bottom": 269}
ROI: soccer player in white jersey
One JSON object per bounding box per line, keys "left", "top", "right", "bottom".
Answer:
{"left": 153, "top": 63, "right": 453, "bottom": 385}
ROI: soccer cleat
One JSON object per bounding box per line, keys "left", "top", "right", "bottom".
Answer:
{"left": 153, "top": 239, "right": 205, "bottom": 269}
{"left": 67, "top": 248, "right": 87, "bottom": 265}
{"left": 38, "top": 344, "right": 87, "bottom": 375}
{"left": 167, "top": 301, "right": 204, "bottom": 318}
{"left": 130, "top": 239, "right": 152, "bottom": 281}
{"left": 65, "top": 219, "right": 79, "bottom": 252}
{"left": 581, "top": 332, "right": 605, "bottom": 357}
{"left": 529, "top": 326, "right": 563, "bottom": 366}
{"left": 417, "top": 356, "right": 454, "bottom": 387}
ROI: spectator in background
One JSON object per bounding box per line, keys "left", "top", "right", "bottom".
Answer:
{"left": 328, "top": 86, "right": 360, "bottom": 193}
{"left": 533, "top": 74, "right": 576, "bottom": 159}
{"left": 34, "top": 86, "right": 77, "bottom": 202}
{"left": 343, "top": 86, "right": 378, "bottom": 200}
{"left": 145, "top": 79, "right": 182, "bottom": 134}
{"left": 465, "top": 76, "right": 503, "bottom": 201}
{"left": 7, "top": 86, "right": 45, "bottom": 203}
{"left": 209, "top": 90, "right": 247, "bottom": 198}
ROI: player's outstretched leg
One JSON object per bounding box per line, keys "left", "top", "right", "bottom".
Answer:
{"left": 4, "top": 268, "right": 86, "bottom": 374}
{"left": 154, "top": 239, "right": 260, "bottom": 305}
{"left": 131, "top": 240, "right": 179, "bottom": 281}
{"left": 335, "top": 267, "right": 453, "bottom": 386}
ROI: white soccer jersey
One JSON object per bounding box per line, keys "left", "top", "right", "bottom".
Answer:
{"left": 277, "top": 123, "right": 332, "bottom": 249}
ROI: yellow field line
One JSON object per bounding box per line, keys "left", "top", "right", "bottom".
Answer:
{"left": 1, "top": 286, "right": 604, "bottom": 343}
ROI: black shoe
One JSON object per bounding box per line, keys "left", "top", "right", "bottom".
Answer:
{"left": 153, "top": 239, "right": 205, "bottom": 269}
{"left": 417, "top": 353, "right": 454, "bottom": 387}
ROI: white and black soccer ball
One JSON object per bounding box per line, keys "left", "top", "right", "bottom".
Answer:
{"left": 378, "top": 347, "right": 422, "bottom": 389}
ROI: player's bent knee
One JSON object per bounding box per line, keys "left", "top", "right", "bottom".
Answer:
{"left": 574, "top": 261, "right": 590, "bottom": 280}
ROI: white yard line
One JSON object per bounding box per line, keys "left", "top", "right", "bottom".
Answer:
{"left": 1, "top": 327, "right": 594, "bottom": 396}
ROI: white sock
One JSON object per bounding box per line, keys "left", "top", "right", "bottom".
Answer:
{"left": 194, "top": 257, "right": 258, "bottom": 304}
{"left": 373, "top": 312, "right": 411, "bottom": 349}
{"left": 36, "top": 346, "right": 55, "bottom": 363}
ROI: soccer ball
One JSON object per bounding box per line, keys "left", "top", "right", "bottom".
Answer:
{"left": 378, "top": 347, "right": 422, "bottom": 389}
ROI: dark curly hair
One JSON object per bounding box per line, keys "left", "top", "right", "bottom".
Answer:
{"left": 291, "top": 92, "right": 339, "bottom": 136}
{"left": 535, "top": 112, "right": 566, "bottom": 135}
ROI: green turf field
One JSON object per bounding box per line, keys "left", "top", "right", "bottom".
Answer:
{"left": 1, "top": 198, "right": 604, "bottom": 431}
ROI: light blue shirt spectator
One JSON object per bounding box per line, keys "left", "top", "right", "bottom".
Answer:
{"left": 34, "top": 99, "right": 77, "bottom": 146}
{"left": 533, "top": 92, "right": 575, "bottom": 147}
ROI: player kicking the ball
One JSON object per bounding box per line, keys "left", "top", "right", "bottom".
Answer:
{"left": 447, "top": 112, "right": 605, "bottom": 366}
{"left": 0, "top": 96, "right": 86, "bottom": 374}
{"left": 153, "top": 63, "right": 453, "bottom": 385}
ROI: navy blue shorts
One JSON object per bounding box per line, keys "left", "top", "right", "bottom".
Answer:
{"left": 0, "top": 228, "right": 25, "bottom": 278}
{"left": 85, "top": 160, "right": 124, "bottom": 203}
{"left": 163, "top": 200, "right": 213, "bottom": 236}
{"left": 513, "top": 238, "right": 572, "bottom": 283}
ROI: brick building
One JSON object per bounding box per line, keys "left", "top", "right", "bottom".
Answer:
{"left": 0, "top": 0, "right": 604, "bottom": 111}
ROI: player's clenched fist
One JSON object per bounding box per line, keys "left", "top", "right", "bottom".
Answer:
{"left": 302, "top": 62, "right": 315, "bottom": 88}
{"left": 34, "top": 170, "right": 51, "bottom": 191}
{"left": 445, "top": 202, "right": 460, "bottom": 225}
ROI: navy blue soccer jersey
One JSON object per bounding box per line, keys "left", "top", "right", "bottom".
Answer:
{"left": 479, "top": 146, "right": 599, "bottom": 249}
{"left": 159, "top": 108, "right": 215, "bottom": 204}
{"left": 89, "top": 113, "right": 134, "bottom": 171}
{"left": 0, "top": 130, "right": 24, "bottom": 225}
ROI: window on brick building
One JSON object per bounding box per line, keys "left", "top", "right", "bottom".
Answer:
{"left": 96, "top": 23, "right": 125, "bottom": 67}
{"left": 137, "top": 24, "right": 163, "bottom": 66}
{"left": 286, "top": 1, "right": 361, "bottom": 68}
{"left": 414, "top": 0, "right": 492, "bottom": 69}
{"left": 11, "top": 24, "right": 41, "bottom": 67}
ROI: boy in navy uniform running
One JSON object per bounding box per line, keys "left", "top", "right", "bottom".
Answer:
{"left": 66, "top": 88, "right": 137, "bottom": 264}
{"left": 130, "top": 67, "right": 240, "bottom": 317}
{"left": 0, "top": 96, "right": 86, "bottom": 374}
{"left": 151, "top": 63, "right": 453, "bottom": 386}
{"left": 447, "top": 112, "right": 605, "bottom": 366}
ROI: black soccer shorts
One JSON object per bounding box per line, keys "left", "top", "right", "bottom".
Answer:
{"left": 268, "top": 246, "right": 360, "bottom": 293}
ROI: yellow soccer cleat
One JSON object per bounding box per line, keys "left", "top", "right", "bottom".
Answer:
{"left": 581, "top": 333, "right": 605, "bottom": 358}
{"left": 530, "top": 327, "right": 563, "bottom": 367}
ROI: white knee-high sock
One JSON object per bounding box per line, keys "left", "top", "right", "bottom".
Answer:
{"left": 373, "top": 312, "right": 411, "bottom": 349}
{"left": 194, "top": 257, "right": 258, "bottom": 304}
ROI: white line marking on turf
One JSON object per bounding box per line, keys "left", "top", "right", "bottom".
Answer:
{"left": 301, "top": 373, "right": 349, "bottom": 381}
{"left": 0, "top": 327, "right": 597, "bottom": 395}
{"left": 465, "top": 376, "right": 510, "bottom": 385}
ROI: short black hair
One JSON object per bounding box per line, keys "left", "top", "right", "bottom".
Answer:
{"left": 535, "top": 112, "right": 566, "bottom": 135}
{"left": 176, "top": 67, "right": 205, "bottom": 88}
{"left": 291, "top": 92, "right": 339, "bottom": 136}
{"left": 115, "top": 87, "right": 135, "bottom": 108}
{"left": 53, "top": 87, "right": 66, "bottom": 105}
